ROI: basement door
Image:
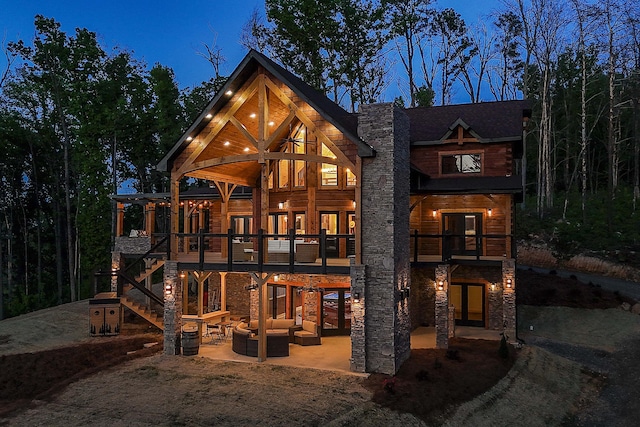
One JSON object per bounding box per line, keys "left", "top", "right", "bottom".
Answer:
{"left": 321, "top": 289, "right": 351, "bottom": 336}
{"left": 450, "top": 283, "right": 485, "bottom": 327}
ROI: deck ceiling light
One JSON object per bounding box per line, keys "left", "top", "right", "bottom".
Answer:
{"left": 244, "top": 147, "right": 250, "bottom": 152}
{"left": 268, "top": 121, "right": 275, "bottom": 126}
{"left": 224, "top": 141, "right": 230, "bottom": 146}
{"left": 225, "top": 90, "right": 233, "bottom": 96}
{"left": 205, "top": 113, "right": 213, "bottom": 119}
{"left": 249, "top": 113, "right": 256, "bottom": 119}
{"left": 186, "top": 136, "right": 193, "bottom": 142}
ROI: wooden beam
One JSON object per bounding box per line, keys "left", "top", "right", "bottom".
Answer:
{"left": 184, "top": 153, "right": 260, "bottom": 174}
{"left": 170, "top": 173, "right": 181, "bottom": 259}
{"left": 219, "top": 271, "right": 227, "bottom": 311}
{"left": 185, "top": 170, "right": 256, "bottom": 187}
{"left": 260, "top": 162, "right": 269, "bottom": 263}
{"left": 177, "top": 78, "right": 260, "bottom": 176}
{"left": 258, "top": 73, "right": 267, "bottom": 164}
{"left": 249, "top": 272, "right": 273, "bottom": 362}
{"left": 229, "top": 116, "right": 258, "bottom": 148}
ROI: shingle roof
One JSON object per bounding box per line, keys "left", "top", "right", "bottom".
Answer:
{"left": 404, "top": 100, "right": 531, "bottom": 144}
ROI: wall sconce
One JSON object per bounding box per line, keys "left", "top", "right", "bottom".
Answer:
{"left": 491, "top": 283, "right": 496, "bottom": 291}
{"left": 164, "top": 284, "right": 172, "bottom": 295}
{"left": 274, "top": 275, "right": 279, "bottom": 282}
{"left": 352, "top": 200, "right": 356, "bottom": 208}
{"left": 506, "top": 278, "right": 513, "bottom": 288}
{"left": 353, "top": 292, "right": 360, "bottom": 303}
{"left": 432, "top": 209, "right": 437, "bottom": 218}
{"left": 111, "top": 268, "right": 118, "bottom": 277}
{"left": 179, "top": 271, "right": 186, "bottom": 279}
{"left": 488, "top": 208, "right": 492, "bottom": 216}
{"left": 437, "top": 281, "right": 444, "bottom": 291}
{"left": 245, "top": 283, "right": 258, "bottom": 291}
{"left": 278, "top": 202, "right": 284, "bottom": 209}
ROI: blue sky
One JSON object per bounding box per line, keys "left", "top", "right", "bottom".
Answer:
{"left": 1, "top": 0, "right": 500, "bottom": 94}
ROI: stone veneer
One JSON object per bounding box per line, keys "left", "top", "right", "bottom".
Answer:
{"left": 113, "top": 236, "right": 151, "bottom": 254}
{"left": 358, "top": 103, "right": 411, "bottom": 375}
{"left": 502, "top": 259, "right": 516, "bottom": 342}
{"left": 350, "top": 261, "right": 366, "bottom": 372}
{"left": 434, "top": 264, "right": 450, "bottom": 348}
{"left": 163, "top": 261, "right": 182, "bottom": 355}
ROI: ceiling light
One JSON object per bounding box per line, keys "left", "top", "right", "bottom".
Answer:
{"left": 249, "top": 113, "right": 256, "bottom": 119}
{"left": 225, "top": 90, "right": 233, "bottom": 96}
{"left": 205, "top": 113, "right": 212, "bottom": 119}
{"left": 186, "top": 136, "right": 193, "bottom": 141}
{"left": 244, "top": 147, "right": 250, "bottom": 152}
{"left": 268, "top": 121, "right": 275, "bottom": 126}
{"left": 224, "top": 141, "right": 230, "bottom": 146}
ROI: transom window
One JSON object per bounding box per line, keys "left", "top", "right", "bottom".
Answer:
{"left": 441, "top": 153, "right": 481, "bottom": 174}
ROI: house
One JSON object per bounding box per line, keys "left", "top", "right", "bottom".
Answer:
{"left": 109, "top": 50, "right": 530, "bottom": 375}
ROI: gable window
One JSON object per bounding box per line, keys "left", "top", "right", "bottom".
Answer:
{"left": 441, "top": 153, "right": 481, "bottom": 174}
{"left": 321, "top": 143, "right": 338, "bottom": 186}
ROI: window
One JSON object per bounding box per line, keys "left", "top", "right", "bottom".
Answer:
{"left": 441, "top": 153, "right": 481, "bottom": 174}
{"left": 269, "top": 213, "right": 288, "bottom": 236}
{"left": 294, "top": 213, "right": 306, "bottom": 234}
{"left": 321, "top": 143, "right": 338, "bottom": 186}
{"left": 279, "top": 159, "right": 289, "bottom": 188}
{"left": 346, "top": 168, "right": 356, "bottom": 186}
{"left": 293, "top": 138, "right": 305, "bottom": 187}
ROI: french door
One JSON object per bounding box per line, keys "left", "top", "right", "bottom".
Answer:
{"left": 443, "top": 213, "right": 482, "bottom": 256}
{"left": 320, "top": 212, "right": 339, "bottom": 258}
{"left": 321, "top": 289, "right": 351, "bottom": 336}
{"left": 450, "top": 283, "right": 485, "bottom": 327}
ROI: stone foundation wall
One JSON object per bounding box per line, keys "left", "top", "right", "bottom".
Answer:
{"left": 502, "top": 259, "right": 516, "bottom": 341}
{"left": 114, "top": 236, "right": 151, "bottom": 254}
{"left": 410, "top": 268, "right": 436, "bottom": 327}
{"left": 434, "top": 264, "right": 450, "bottom": 348}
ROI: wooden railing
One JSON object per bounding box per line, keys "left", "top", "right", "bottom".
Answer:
{"left": 410, "top": 230, "right": 515, "bottom": 263}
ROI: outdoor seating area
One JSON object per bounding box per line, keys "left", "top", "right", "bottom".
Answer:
{"left": 230, "top": 318, "right": 321, "bottom": 357}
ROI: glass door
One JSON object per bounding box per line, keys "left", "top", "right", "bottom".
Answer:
{"left": 347, "top": 212, "right": 356, "bottom": 257}
{"left": 320, "top": 212, "right": 339, "bottom": 257}
{"left": 450, "top": 283, "right": 485, "bottom": 327}
{"left": 231, "top": 216, "right": 253, "bottom": 240}
{"left": 321, "top": 289, "right": 351, "bottom": 336}
{"left": 443, "top": 213, "right": 481, "bottom": 256}
{"left": 267, "top": 285, "right": 287, "bottom": 319}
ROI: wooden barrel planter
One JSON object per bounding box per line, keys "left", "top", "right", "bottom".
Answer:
{"left": 182, "top": 325, "right": 199, "bottom": 356}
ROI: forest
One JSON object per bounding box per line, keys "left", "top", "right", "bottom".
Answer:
{"left": 0, "top": 0, "right": 638, "bottom": 318}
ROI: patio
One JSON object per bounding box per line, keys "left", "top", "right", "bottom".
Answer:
{"left": 193, "top": 326, "right": 501, "bottom": 373}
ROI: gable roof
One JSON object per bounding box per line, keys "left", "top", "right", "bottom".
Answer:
{"left": 405, "top": 100, "right": 531, "bottom": 145}
{"left": 157, "top": 49, "right": 373, "bottom": 172}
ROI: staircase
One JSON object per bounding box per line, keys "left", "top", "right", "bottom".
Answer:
{"left": 134, "top": 258, "right": 165, "bottom": 283}
{"left": 120, "top": 294, "right": 164, "bottom": 331}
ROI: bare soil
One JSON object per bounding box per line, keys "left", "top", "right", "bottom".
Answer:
{"left": 0, "top": 269, "right": 638, "bottom": 426}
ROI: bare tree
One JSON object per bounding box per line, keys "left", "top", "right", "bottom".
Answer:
{"left": 196, "top": 25, "right": 225, "bottom": 79}
{"left": 459, "top": 21, "right": 496, "bottom": 103}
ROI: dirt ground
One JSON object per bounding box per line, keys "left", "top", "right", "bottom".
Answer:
{"left": 1, "top": 269, "right": 639, "bottom": 426}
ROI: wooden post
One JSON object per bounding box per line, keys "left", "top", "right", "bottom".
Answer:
{"left": 170, "top": 173, "right": 180, "bottom": 260}
{"left": 250, "top": 272, "right": 273, "bottom": 362}
{"left": 116, "top": 202, "right": 125, "bottom": 237}
{"left": 220, "top": 271, "right": 227, "bottom": 311}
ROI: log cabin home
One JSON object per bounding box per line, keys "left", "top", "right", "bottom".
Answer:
{"left": 107, "top": 50, "right": 530, "bottom": 375}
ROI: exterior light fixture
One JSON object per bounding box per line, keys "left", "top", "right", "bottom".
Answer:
{"left": 438, "top": 281, "right": 444, "bottom": 291}
{"left": 353, "top": 292, "right": 360, "bottom": 303}
{"left": 432, "top": 209, "right": 437, "bottom": 218}
{"left": 164, "top": 284, "right": 172, "bottom": 295}
{"left": 491, "top": 283, "right": 496, "bottom": 291}
{"left": 274, "top": 275, "right": 279, "bottom": 282}
{"left": 268, "top": 121, "right": 275, "bottom": 126}
{"left": 225, "top": 90, "right": 233, "bottom": 96}
{"left": 205, "top": 113, "right": 212, "bottom": 119}
{"left": 244, "top": 147, "right": 250, "bottom": 152}
{"left": 278, "top": 202, "right": 284, "bottom": 209}
{"left": 506, "top": 278, "right": 512, "bottom": 288}
{"left": 179, "top": 271, "right": 186, "bottom": 279}
{"left": 352, "top": 200, "right": 356, "bottom": 208}
{"left": 224, "top": 141, "right": 230, "bottom": 146}
{"left": 249, "top": 113, "right": 256, "bottom": 118}
{"left": 186, "top": 136, "right": 193, "bottom": 142}
{"left": 488, "top": 208, "right": 492, "bottom": 216}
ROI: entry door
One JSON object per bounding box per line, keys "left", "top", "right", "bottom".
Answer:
{"left": 320, "top": 212, "right": 339, "bottom": 258}
{"left": 321, "top": 289, "right": 351, "bottom": 336}
{"left": 450, "top": 283, "right": 485, "bottom": 327}
{"left": 443, "top": 213, "right": 481, "bottom": 256}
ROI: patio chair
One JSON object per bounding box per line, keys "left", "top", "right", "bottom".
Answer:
{"left": 205, "top": 322, "right": 224, "bottom": 344}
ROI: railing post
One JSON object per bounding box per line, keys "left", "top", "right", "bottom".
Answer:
{"left": 258, "top": 229, "right": 264, "bottom": 273}
{"left": 413, "top": 229, "right": 419, "bottom": 262}
{"left": 320, "top": 229, "right": 327, "bottom": 274}
{"left": 227, "top": 228, "right": 234, "bottom": 271}
{"left": 289, "top": 228, "right": 295, "bottom": 273}
{"left": 476, "top": 232, "right": 482, "bottom": 260}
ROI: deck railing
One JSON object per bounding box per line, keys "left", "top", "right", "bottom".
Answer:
{"left": 410, "top": 230, "right": 515, "bottom": 263}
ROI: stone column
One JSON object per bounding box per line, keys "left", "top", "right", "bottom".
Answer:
{"left": 110, "top": 252, "right": 121, "bottom": 293}
{"left": 163, "top": 261, "right": 182, "bottom": 355}
{"left": 488, "top": 281, "right": 503, "bottom": 330}
{"left": 435, "top": 264, "right": 450, "bottom": 349}
{"left": 358, "top": 103, "right": 411, "bottom": 375}
{"left": 502, "top": 259, "right": 516, "bottom": 342}
{"left": 350, "top": 261, "right": 366, "bottom": 373}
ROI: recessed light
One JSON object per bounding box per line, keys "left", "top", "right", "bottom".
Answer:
{"left": 244, "top": 147, "right": 250, "bottom": 152}
{"left": 205, "top": 113, "right": 212, "bottom": 119}
{"left": 225, "top": 90, "right": 233, "bottom": 96}
{"left": 268, "top": 121, "right": 275, "bottom": 126}
{"left": 249, "top": 113, "right": 256, "bottom": 119}
{"left": 186, "top": 136, "right": 193, "bottom": 141}
{"left": 223, "top": 141, "right": 230, "bottom": 146}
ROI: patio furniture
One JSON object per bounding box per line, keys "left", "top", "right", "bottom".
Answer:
{"left": 295, "top": 242, "right": 318, "bottom": 262}
{"left": 232, "top": 240, "right": 253, "bottom": 262}
{"left": 232, "top": 327, "right": 290, "bottom": 357}
{"left": 293, "top": 320, "right": 321, "bottom": 346}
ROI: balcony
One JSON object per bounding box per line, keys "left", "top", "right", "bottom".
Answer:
{"left": 410, "top": 230, "right": 515, "bottom": 266}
